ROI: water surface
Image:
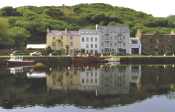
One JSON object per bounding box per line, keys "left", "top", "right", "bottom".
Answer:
{"left": 0, "top": 64, "right": 175, "bottom": 112}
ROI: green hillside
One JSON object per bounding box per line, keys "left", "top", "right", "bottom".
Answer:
{"left": 0, "top": 3, "right": 175, "bottom": 48}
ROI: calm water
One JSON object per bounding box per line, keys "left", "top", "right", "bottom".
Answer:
{"left": 0, "top": 63, "right": 175, "bottom": 112}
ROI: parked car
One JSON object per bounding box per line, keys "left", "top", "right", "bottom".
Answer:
{"left": 30, "top": 51, "right": 42, "bottom": 56}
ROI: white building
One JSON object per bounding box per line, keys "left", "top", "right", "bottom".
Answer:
{"left": 98, "top": 25, "right": 130, "bottom": 55}
{"left": 79, "top": 25, "right": 133, "bottom": 55}
{"left": 79, "top": 67, "right": 100, "bottom": 92}
{"left": 79, "top": 29, "right": 100, "bottom": 54}
{"left": 26, "top": 44, "right": 47, "bottom": 49}
{"left": 79, "top": 64, "right": 142, "bottom": 96}
{"left": 129, "top": 37, "right": 142, "bottom": 54}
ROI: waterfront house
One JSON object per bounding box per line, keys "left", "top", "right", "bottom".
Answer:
{"left": 128, "top": 37, "right": 142, "bottom": 54}
{"left": 137, "top": 29, "right": 175, "bottom": 55}
{"left": 79, "top": 29, "right": 100, "bottom": 54}
{"left": 46, "top": 25, "right": 141, "bottom": 56}
{"left": 80, "top": 25, "right": 132, "bottom": 55}
{"left": 98, "top": 25, "right": 130, "bottom": 55}
{"left": 46, "top": 29, "right": 80, "bottom": 55}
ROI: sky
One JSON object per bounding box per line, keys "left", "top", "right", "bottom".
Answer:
{"left": 0, "top": 0, "right": 174, "bottom": 17}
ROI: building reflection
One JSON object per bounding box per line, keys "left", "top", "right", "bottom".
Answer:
{"left": 47, "top": 68, "right": 81, "bottom": 90}
{"left": 1, "top": 64, "right": 175, "bottom": 108}
{"left": 46, "top": 64, "right": 142, "bottom": 96}
{"left": 9, "top": 67, "right": 24, "bottom": 75}
{"left": 26, "top": 72, "right": 46, "bottom": 78}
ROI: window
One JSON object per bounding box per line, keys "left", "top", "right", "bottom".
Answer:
{"left": 95, "top": 38, "right": 97, "bottom": 42}
{"left": 91, "top": 37, "right": 93, "bottom": 42}
{"left": 86, "top": 44, "right": 89, "bottom": 48}
{"left": 86, "top": 79, "right": 89, "bottom": 83}
{"left": 105, "top": 33, "right": 109, "bottom": 36}
{"left": 91, "top": 72, "right": 93, "bottom": 76}
{"left": 95, "top": 44, "right": 97, "bottom": 48}
{"left": 61, "top": 43, "right": 63, "bottom": 47}
{"left": 70, "top": 42, "right": 73, "bottom": 46}
{"left": 131, "top": 66, "right": 139, "bottom": 73}
{"left": 95, "top": 50, "right": 98, "bottom": 54}
{"left": 91, "top": 79, "right": 93, "bottom": 83}
{"left": 101, "top": 43, "right": 104, "bottom": 46}
{"left": 82, "top": 79, "right": 84, "bottom": 83}
{"left": 95, "top": 72, "right": 97, "bottom": 76}
{"left": 95, "top": 79, "right": 97, "bottom": 83}
{"left": 52, "top": 42, "right": 56, "bottom": 46}
{"left": 131, "top": 40, "right": 138, "bottom": 44}
{"left": 115, "top": 43, "right": 117, "bottom": 46}
{"left": 110, "top": 43, "right": 112, "bottom": 47}
{"left": 82, "top": 37, "right": 84, "bottom": 42}
{"left": 118, "top": 48, "right": 126, "bottom": 55}
{"left": 86, "top": 72, "right": 89, "bottom": 76}
{"left": 86, "top": 37, "right": 89, "bottom": 42}
{"left": 86, "top": 50, "right": 89, "bottom": 54}
{"left": 91, "top": 44, "right": 93, "bottom": 48}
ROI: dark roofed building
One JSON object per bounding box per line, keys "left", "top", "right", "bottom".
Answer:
{"left": 136, "top": 30, "right": 175, "bottom": 55}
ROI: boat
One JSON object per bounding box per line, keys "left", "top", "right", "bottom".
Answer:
{"left": 6, "top": 54, "right": 34, "bottom": 66}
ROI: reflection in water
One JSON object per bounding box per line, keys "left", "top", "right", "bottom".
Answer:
{"left": 27, "top": 72, "right": 46, "bottom": 78}
{"left": 0, "top": 64, "right": 175, "bottom": 111}
{"left": 47, "top": 68, "right": 80, "bottom": 90}
{"left": 9, "top": 67, "right": 24, "bottom": 75}
{"left": 47, "top": 65, "right": 142, "bottom": 96}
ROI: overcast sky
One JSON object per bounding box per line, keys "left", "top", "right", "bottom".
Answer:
{"left": 0, "top": 0, "right": 174, "bottom": 17}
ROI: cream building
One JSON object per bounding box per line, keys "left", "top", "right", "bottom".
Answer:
{"left": 46, "top": 29, "right": 80, "bottom": 55}
{"left": 46, "top": 65, "right": 142, "bottom": 95}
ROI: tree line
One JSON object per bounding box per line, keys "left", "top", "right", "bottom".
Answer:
{"left": 0, "top": 3, "right": 175, "bottom": 48}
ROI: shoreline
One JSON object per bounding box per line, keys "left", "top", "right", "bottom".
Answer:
{"left": 1, "top": 55, "right": 175, "bottom": 66}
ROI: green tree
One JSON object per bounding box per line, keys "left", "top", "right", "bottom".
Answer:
{"left": 8, "top": 27, "right": 30, "bottom": 48}
{"left": 0, "top": 18, "right": 13, "bottom": 48}
{"left": 0, "top": 18, "right": 8, "bottom": 34}
{"left": 45, "top": 46, "right": 53, "bottom": 55}
{"left": 44, "top": 7, "right": 63, "bottom": 18}
{"left": 0, "top": 7, "right": 21, "bottom": 16}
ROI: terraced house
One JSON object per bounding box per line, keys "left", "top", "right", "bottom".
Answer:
{"left": 46, "top": 29, "right": 80, "bottom": 55}
{"left": 137, "top": 30, "right": 175, "bottom": 55}
{"left": 80, "top": 25, "right": 141, "bottom": 55}
{"left": 98, "top": 25, "right": 130, "bottom": 55}
{"left": 79, "top": 29, "right": 100, "bottom": 54}
{"left": 46, "top": 25, "right": 141, "bottom": 55}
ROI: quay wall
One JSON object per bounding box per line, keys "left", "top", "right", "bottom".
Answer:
{"left": 1, "top": 56, "right": 175, "bottom": 66}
